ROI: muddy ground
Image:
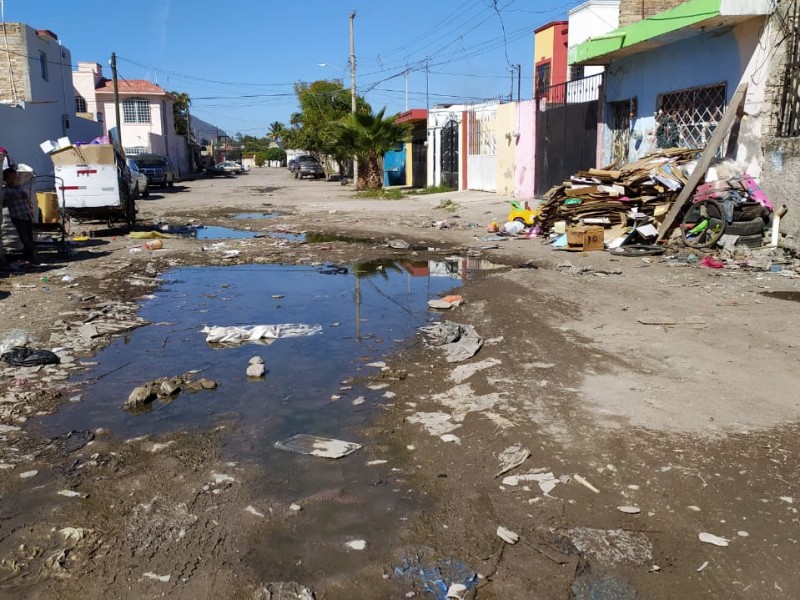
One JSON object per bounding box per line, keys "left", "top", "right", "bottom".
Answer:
{"left": 0, "top": 168, "right": 799, "bottom": 599}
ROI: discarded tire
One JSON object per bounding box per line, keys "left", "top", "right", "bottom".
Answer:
{"left": 735, "top": 233, "right": 764, "bottom": 248}
{"left": 725, "top": 217, "right": 764, "bottom": 236}
{"left": 609, "top": 244, "right": 666, "bottom": 257}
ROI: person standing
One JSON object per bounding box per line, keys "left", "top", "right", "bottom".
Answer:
{"left": 2, "top": 167, "right": 39, "bottom": 265}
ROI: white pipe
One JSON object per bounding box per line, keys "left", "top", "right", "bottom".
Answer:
{"left": 771, "top": 205, "right": 788, "bottom": 247}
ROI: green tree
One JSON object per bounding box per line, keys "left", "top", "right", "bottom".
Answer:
{"left": 288, "top": 79, "right": 370, "bottom": 161}
{"left": 172, "top": 91, "right": 191, "bottom": 136}
{"left": 327, "top": 108, "right": 409, "bottom": 190}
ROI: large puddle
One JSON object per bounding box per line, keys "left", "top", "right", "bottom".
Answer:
{"left": 35, "top": 258, "right": 501, "bottom": 583}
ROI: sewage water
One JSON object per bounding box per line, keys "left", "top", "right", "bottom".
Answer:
{"left": 233, "top": 212, "right": 280, "bottom": 220}
{"left": 36, "top": 259, "right": 488, "bottom": 583}
{"left": 194, "top": 225, "right": 259, "bottom": 239}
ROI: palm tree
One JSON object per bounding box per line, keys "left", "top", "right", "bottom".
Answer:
{"left": 171, "top": 91, "right": 191, "bottom": 136}
{"left": 327, "top": 108, "right": 409, "bottom": 190}
{"left": 268, "top": 121, "right": 286, "bottom": 146}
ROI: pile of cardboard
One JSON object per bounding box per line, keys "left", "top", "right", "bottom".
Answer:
{"left": 538, "top": 148, "right": 699, "bottom": 235}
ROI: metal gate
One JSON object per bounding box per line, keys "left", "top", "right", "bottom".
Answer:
{"left": 412, "top": 138, "right": 426, "bottom": 188}
{"left": 441, "top": 120, "right": 459, "bottom": 189}
{"left": 534, "top": 74, "right": 601, "bottom": 195}
{"left": 466, "top": 105, "right": 497, "bottom": 192}
{"left": 383, "top": 144, "right": 406, "bottom": 187}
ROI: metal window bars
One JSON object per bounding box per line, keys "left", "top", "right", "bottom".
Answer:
{"left": 778, "top": 0, "right": 800, "bottom": 137}
{"left": 655, "top": 83, "right": 727, "bottom": 149}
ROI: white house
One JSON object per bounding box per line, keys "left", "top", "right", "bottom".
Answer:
{"left": 0, "top": 25, "right": 102, "bottom": 176}
{"left": 427, "top": 104, "right": 469, "bottom": 189}
{"left": 567, "top": 0, "right": 621, "bottom": 81}
{"left": 73, "top": 62, "right": 190, "bottom": 175}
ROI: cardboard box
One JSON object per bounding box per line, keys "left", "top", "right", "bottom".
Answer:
{"left": 566, "top": 226, "right": 604, "bottom": 251}
{"left": 50, "top": 144, "right": 115, "bottom": 166}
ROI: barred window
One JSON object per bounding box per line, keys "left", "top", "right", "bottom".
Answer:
{"left": 535, "top": 62, "right": 551, "bottom": 98}
{"left": 124, "top": 146, "right": 148, "bottom": 155}
{"left": 655, "top": 83, "right": 726, "bottom": 149}
{"left": 122, "top": 99, "right": 151, "bottom": 124}
{"left": 570, "top": 65, "right": 585, "bottom": 81}
{"left": 75, "top": 96, "right": 87, "bottom": 113}
{"left": 39, "top": 51, "right": 48, "bottom": 81}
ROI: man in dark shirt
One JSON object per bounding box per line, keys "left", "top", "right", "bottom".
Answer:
{"left": 2, "top": 168, "right": 39, "bottom": 265}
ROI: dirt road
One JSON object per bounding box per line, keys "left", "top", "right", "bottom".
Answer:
{"left": 0, "top": 168, "right": 798, "bottom": 599}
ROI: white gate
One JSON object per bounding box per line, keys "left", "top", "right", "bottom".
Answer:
{"left": 467, "top": 105, "right": 497, "bottom": 192}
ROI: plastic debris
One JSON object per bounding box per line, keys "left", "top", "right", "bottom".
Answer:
{"left": 699, "top": 532, "right": 730, "bottom": 547}
{"left": 700, "top": 255, "right": 725, "bottom": 269}
{"left": 19, "top": 470, "right": 38, "bottom": 479}
{"left": 440, "top": 434, "right": 461, "bottom": 444}
{"left": 143, "top": 572, "right": 171, "bottom": 583}
{"left": 428, "top": 295, "right": 463, "bottom": 310}
{"left": 388, "top": 239, "right": 410, "bottom": 249}
{"left": 697, "top": 561, "right": 709, "bottom": 572}
{"left": 202, "top": 323, "right": 323, "bottom": 345}
{"left": 352, "top": 396, "right": 365, "bottom": 406}
{"left": 497, "top": 526, "right": 520, "bottom": 544}
{"left": 260, "top": 582, "right": 316, "bottom": 600}
{"left": 1, "top": 347, "right": 61, "bottom": 367}
{"left": 60, "top": 527, "right": 90, "bottom": 542}
{"left": 58, "top": 489, "right": 87, "bottom": 499}
{"left": 245, "top": 505, "right": 265, "bottom": 518}
{"left": 420, "top": 322, "right": 483, "bottom": 363}
{"left": 451, "top": 357, "right": 502, "bottom": 384}
{"left": 446, "top": 583, "right": 467, "bottom": 599}
{"left": 574, "top": 474, "right": 600, "bottom": 494}
{"left": 568, "top": 528, "right": 653, "bottom": 565}
{"left": 289, "top": 503, "right": 302, "bottom": 512}
{"left": 275, "top": 434, "right": 362, "bottom": 459}
{"left": 502, "top": 470, "right": 558, "bottom": 495}
{"left": 345, "top": 539, "right": 367, "bottom": 550}
{"left": 617, "top": 506, "right": 641, "bottom": 514}
{"left": 393, "top": 554, "right": 477, "bottom": 600}
{"left": 495, "top": 445, "right": 531, "bottom": 478}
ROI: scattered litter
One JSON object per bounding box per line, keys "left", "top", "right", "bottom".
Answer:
{"left": 737, "top": 531, "right": 749, "bottom": 537}
{"left": 688, "top": 505, "right": 701, "bottom": 512}
{"left": 697, "top": 561, "right": 709, "bottom": 572}
{"left": 450, "top": 357, "right": 502, "bottom": 384}
{"left": 446, "top": 583, "right": 467, "bottom": 599}
{"left": 289, "top": 503, "right": 302, "bottom": 512}
{"left": 211, "top": 473, "right": 236, "bottom": 485}
{"left": 0, "top": 424, "right": 21, "bottom": 433}
{"left": 699, "top": 532, "right": 730, "bottom": 547}
{"left": 407, "top": 412, "right": 460, "bottom": 436}
{"left": 143, "top": 572, "right": 171, "bottom": 583}
{"left": 367, "top": 460, "right": 388, "bottom": 466}
{"left": 574, "top": 474, "right": 600, "bottom": 494}
{"left": 352, "top": 396, "right": 365, "bottom": 406}
{"left": 259, "top": 582, "right": 316, "bottom": 600}
{"left": 496, "top": 526, "right": 520, "bottom": 544}
{"left": 617, "top": 506, "right": 641, "bottom": 514}
{"left": 19, "top": 470, "right": 38, "bottom": 479}
{"left": 202, "top": 323, "right": 322, "bottom": 345}
{"left": 420, "top": 322, "right": 483, "bottom": 363}
{"left": 366, "top": 361, "right": 386, "bottom": 368}
{"left": 275, "top": 434, "right": 362, "bottom": 459}
{"left": 345, "top": 539, "right": 367, "bottom": 550}
{"left": 2, "top": 347, "right": 61, "bottom": 367}
{"left": 60, "top": 527, "right": 90, "bottom": 543}
{"left": 503, "top": 470, "right": 559, "bottom": 495}
{"left": 330, "top": 394, "right": 342, "bottom": 401}
{"left": 388, "top": 239, "right": 410, "bottom": 249}
{"left": 779, "top": 496, "right": 794, "bottom": 504}
{"left": 440, "top": 434, "right": 461, "bottom": 444}
{"left": 58, "top": 489, "right": 87, "bottom": 499}
{"left": 245, "top": 505, "right": 265, "bottom": 518}
{"left": 394, "top": 555, "right": 477, "bottom": 600}
{"left": 568, "top": 528, "right": 653, "bottom": 565}
{"left": 428, "top": 295, "right": 463, "bottom": 310}
{"left": 495, "top": 445, "right": 531, "bottom": 478}
{"left": 649, "top": 565, "right": 661, "bottom": 573}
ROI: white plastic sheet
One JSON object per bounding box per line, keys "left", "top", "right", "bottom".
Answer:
{"left": 201, "top": 323, "right": 322, "bottom": 345}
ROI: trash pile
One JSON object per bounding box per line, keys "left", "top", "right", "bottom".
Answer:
{"left": 538, "top": 148, "right": 697, "bottom": 236}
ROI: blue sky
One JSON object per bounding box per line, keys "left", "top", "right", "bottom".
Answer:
{"left": 6, "top": 0, "right": 580, "bottom": 136}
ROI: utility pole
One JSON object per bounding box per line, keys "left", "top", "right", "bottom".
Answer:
{"left": 509, "top": 67, "right": 515, "bottom": 102}
{"left": 405, "top": 69, "right": 409, "bottom": 111}
{"left": 517, "top": 64, "right": 522, "bottom": 103}
{"left": 349, "top": 10, "right": 358, "bottom": 186}
{"left": 111, "top": 52, "right": 122, "bottom": 147}
{"left": 425, "top": 58, "right": 430, "bottom": 112}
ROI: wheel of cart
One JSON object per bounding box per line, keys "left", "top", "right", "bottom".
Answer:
{"left": 681, "top": 198, "right": 726, "bottom": 249}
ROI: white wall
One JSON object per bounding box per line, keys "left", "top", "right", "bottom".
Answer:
{"left": 568, "top": 0, "right": 620, "bottom": 78}
{"left": 427, "top": 104, "right": 467, "bottom": 189}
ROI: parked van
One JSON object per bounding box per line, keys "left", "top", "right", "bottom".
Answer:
{"left": 131, "top": 154, "right": 177, "bottom": 188}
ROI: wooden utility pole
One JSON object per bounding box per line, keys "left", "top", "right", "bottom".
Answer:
{"left": 111, "top": 52, "right": 122, "bottom": 146}
{"left": 349, "top": 10, "right": 358, "bottom": 186}
{"left": 517, "top": 64, "right": 521, "bottom": 103}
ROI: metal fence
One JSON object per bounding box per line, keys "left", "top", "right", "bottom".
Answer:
{"left": 655, "top": 82, "right": 727, "bottom": 149}
{"left": 537, "top": 73, "right": 603, "bottom": 108}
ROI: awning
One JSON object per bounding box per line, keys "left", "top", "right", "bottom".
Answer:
{"left": 570, "top": 0, "right": 772, "bottom": 66}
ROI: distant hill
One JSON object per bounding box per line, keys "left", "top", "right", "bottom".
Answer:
{"left": 190, "top": 116, "right": 227, "bottom": 145}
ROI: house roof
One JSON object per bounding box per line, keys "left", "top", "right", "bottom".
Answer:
{"left": 396, "top": 109, "right": 427, "bottom": 124}
{"left": 534, "top": 20, "right": 568, "bottom": 35}
{"left": 95, "top": 79, "right": 172, "bottom": 96}
{"left": 570, "top": 0, "right": 771, "bottom": 65}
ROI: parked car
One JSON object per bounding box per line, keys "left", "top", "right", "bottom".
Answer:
{"left": 216, "top": 161, "right": 243, "bottom": 174}
{"left": 204, "top": 163, "right": 236, "bottom": 177}
{"left": 293, "top": 155, "right": 325, "bottom": 179}
{"left": 126, "top": 159, "right": 149, "bottom": 199}
{"left": 287, "top": 157, "right": 298, "bottom": 172}
{"left": 235, "top": 162, "right": 251, "bottom": 173}
{"left": 131, "top": 154, "right": 177, "bottom": 188}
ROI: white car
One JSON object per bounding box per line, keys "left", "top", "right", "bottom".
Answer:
{"left": 127, "top": 159, "right": 149, "bottom": 198}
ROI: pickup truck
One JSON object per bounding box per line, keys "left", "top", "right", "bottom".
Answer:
{"left": 293, "top": 155, "right": 325, "bottom": 179}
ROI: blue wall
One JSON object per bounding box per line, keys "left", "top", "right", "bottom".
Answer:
{"left": 602, "top": 18, "right": 763, "bottom": 162}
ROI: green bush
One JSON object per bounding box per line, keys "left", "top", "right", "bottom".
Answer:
{"left": 264, "top": 147, "right": 287, "bottom": 162}
{"left": 254, "top": 152, "right": 266, "bottom": 167}
{"left": 355, "top": 188, "right": 404, "bottom": 200}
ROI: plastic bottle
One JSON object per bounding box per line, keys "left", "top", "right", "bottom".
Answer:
{"left": 144, "top": 239, "right": 163, "bottom": 250}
